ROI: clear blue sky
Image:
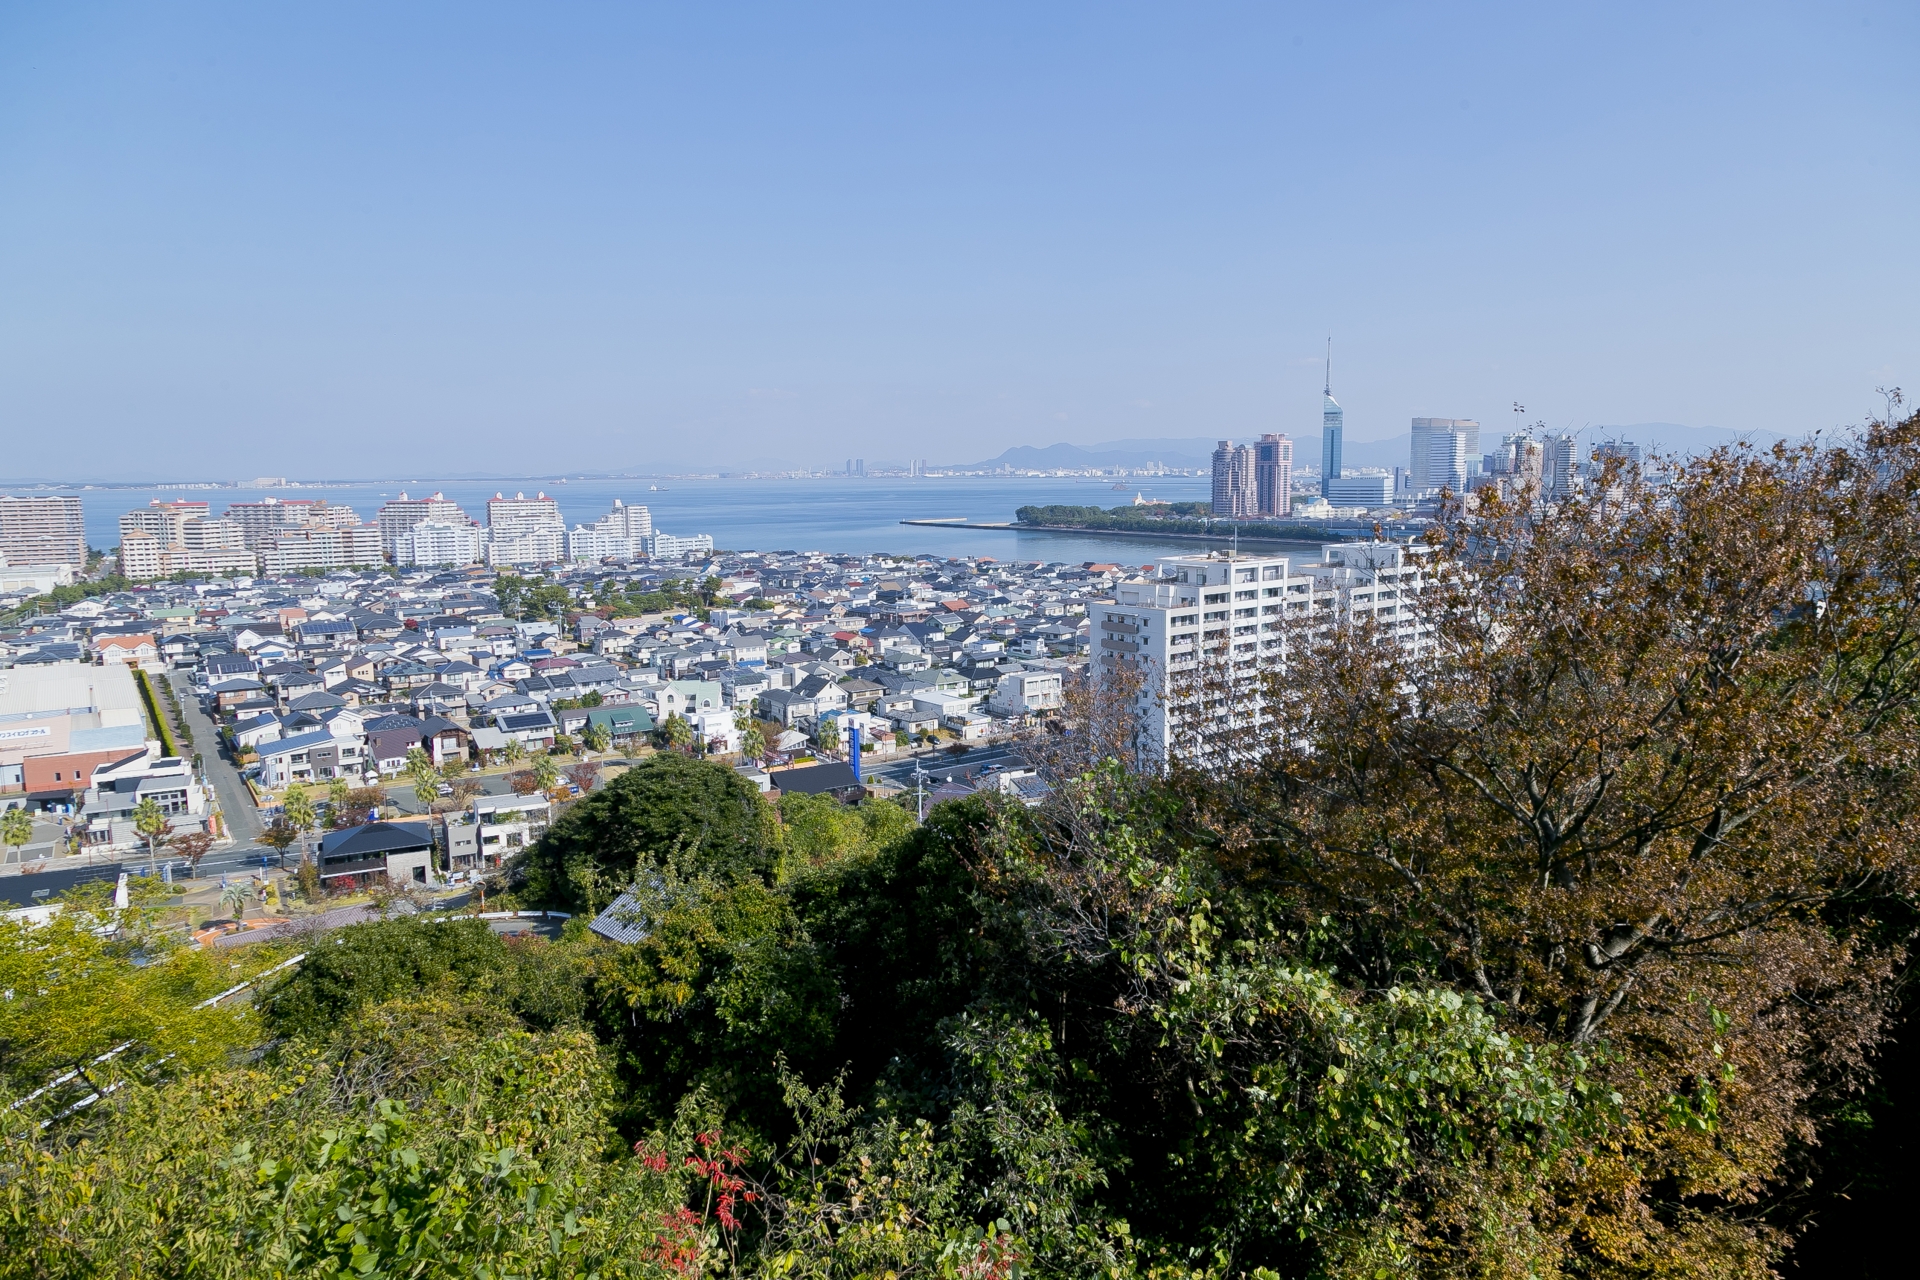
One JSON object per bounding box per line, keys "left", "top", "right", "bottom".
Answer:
{"left": 1, "top": 2, "right": 1914, "bottom": 480}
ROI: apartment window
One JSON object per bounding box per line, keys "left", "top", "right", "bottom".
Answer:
{"left": 1236, "top": 568, "right": 1256, "bottom": 583}
{"left": 1234, "top": 607, "right": 1256, "bottom": 619}
{"left": 1204, "top": 592, "right": 1228, "bottom": 604}
{"left": 1263, "top": 566, "right": 1284, "bottom": 580}
{"left": 1203, "top": 610, "right": 1228, "bottom": 621}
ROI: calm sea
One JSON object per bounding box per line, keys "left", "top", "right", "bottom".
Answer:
{"left": 57, "top": 474, "right": 1334, "bottom": 567}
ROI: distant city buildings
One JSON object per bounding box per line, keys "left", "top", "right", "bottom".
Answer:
{"left": 1324, "top": 474, "right": 1394, "bottom": 507}
{"left": 1409, "top": 418, "right": 1479, "bottom": 492}
{"left": 0, "top": 494, "right": 86, "bottom": 570}
{"left": 1255, "top": 434, "right": 1293, "bottom": 518}
{"left": 1428, "top": 429, "right": 1469, "bottom": 494}
{"left": 1211, "top": 441, "right": 1257, "bottom": 518}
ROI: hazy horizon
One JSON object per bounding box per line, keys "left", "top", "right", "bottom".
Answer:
{"left": 3, "top": 3, "right": 1914, "bottom": 481}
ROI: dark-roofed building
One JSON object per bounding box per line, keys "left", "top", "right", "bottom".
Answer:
{"left": 768, "top": 760, "right": 862, "bottom": 797}
{"left": 315, "top": 820, "right": 435, "bottom": 887}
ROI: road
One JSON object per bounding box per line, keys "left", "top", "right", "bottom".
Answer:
{"left": 169, "top": 669, "right": 262, "bottom": 844}
{"left": 867, "top": 743, "right": 1031, "bottom": 790}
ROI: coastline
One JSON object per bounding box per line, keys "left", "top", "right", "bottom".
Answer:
{"left": 900, "top": 519, "right": 1361, "bottom": 547}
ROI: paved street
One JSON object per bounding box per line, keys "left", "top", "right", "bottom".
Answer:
{"left": 169, "top": 669, "right": 262, "bottom": 844}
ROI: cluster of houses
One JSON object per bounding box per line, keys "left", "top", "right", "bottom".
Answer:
{"left": 2, "top": 546, "right": 1124, "bottom": 864}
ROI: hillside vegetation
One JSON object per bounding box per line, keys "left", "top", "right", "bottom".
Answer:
{"left": 6, "top": 421, "right": 1920, "bottom": 1277}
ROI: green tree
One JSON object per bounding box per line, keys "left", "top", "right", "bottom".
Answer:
{"left": 659, "top": 712, "right": 693, "bottom": 751}
{"left": 814, "top": 714, "right": 840, "bottom": 756}
{"left": 502, "top": 736, "right": 525, "bottom": 765}
{"left": 519, "top": 753, "right": 778, "bottom": 909}
{"left": 580, "top": 721, "right": 610, "bottom": 755}
{"left": 531, "top": 753, "right": 561, "bottom": 795}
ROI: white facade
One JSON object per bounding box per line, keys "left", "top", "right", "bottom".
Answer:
{"left": 1428, "top": 431, "right": 1468, "bottom": 494}
{"left": 1323, "top": 474, "right": 1394, "bottom": 507}
{"left": 1099, "top": 543, "right": 1436, "bottom": 766}
{"left": 645, "top": 531, "right": 714, "bottom": 559}
{"left": 486, "top": 491, "right": 566, "bottom": 566}
{"left": 258, "top": 524, "right": 382, "bottom": 574}
{"left": 988, "top": 669, "right": 1065, "bottom": 717}
{"left": 118, "top": 502, "right": 258, "bottom": 578}
{"left": 567, "top": 500, "right": 655, "bottom": 561}
{"left": 377, "top": 492, "right": 473, "bottom": 558}
{"left": 396, "top": 519, "right": 483, "bottom": 567}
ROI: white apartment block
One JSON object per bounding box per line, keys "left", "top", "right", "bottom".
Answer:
{"left": 377, "top": 491, "right": 473, "bottom": 558}
{"left": 118, "top": 501, "right": 257, "bottom": 578}
{"left": 486, "top": 491, "right": 566, "bottom": 566}
{"left": 567, "top": 499, "right": 655, "bottom": 562}
{"left": 395, "top": 519, "right": 484, "bottom": 567}
{"left": 645, "top": 531, "right": 714, "bottom": 560}
{"left": 258, "top": 524, "right": 382, "bottom": 574}
{"left": 1098, "top": 543, "right": 1436, "bottom": 766}
{"left": 223, "top": 498, "right": 360, "bottom": 549}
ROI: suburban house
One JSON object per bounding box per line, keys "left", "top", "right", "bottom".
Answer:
{"left": 315, "top": 820, "right": 435, "bottom": 887}
{"left": 442, "top": 794, "right": 551, "bottom": 870}
{"left": 92, "top": 634, "right": 158, "bottom": 665}
{"left": 254, "top": 728, "right": 368, "bottom": 786}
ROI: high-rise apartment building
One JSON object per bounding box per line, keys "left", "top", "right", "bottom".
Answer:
{"left": 223, "top": 497, "right": 360, "bottom": 550}
{"left": 1428, "top": 430, "right": 1469, "bottom": 494}
{"left": 1409, "top": 418, "right": 1480, "bottom": 492}
{"left": 0, "top": 494, "right": 85, "bottom": 569}
{"left": 258, "top": 524, "right": 382, "bottom": 574}
{"left": 1211, "top": 441, "right": 1257, "bottom": 518}
{"left": 118, "top": 500, "right": 255, "bottom": 578}
{"left": 1097, "top": 542, "right": 1437, "bottom": 766}
{"left": 376, "top": 491, "right": 472, "bottom": 558}
{"left": 486, "top": 491, "right": 566, "bottom": 567}
{"left": 566, "top": 499, "right": 655, "bottom": 562}
{"left": 395, "top": 520, "right": 484, "bottom": 567}
{"left": 1254, "top": 434, "right": 1293, "bottom": 517}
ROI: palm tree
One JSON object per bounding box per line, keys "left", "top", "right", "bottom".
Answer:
{"left": 405, "top": 747, "right": 439, "bottom": 808}
{"left": 219, "top": 880, "right": 250, "bottom": 922}
{"left": 815, "top": 715, "right": 840, "bottom": 757}
{"left": 1, "top": 807, "right": 33, "bottom": 863}
{"left": 503, "top": 737, "right": 526, "bottom": 766}
{"left": 131, "top": 795, "right": 172, "bottom": 875}
{"left": 282, "top": 784, "right": 316, "bottom": 871}
{"left": 531, "top": 753, "right": 561, "bottom": 795}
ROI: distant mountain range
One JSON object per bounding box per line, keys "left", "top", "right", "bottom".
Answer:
{"left": 959, "top": 423, "right": 1785, "bottom": 475}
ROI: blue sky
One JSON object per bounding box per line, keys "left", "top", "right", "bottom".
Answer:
{"left": 1, "top": 2, "right": 1915, "bottom": 479}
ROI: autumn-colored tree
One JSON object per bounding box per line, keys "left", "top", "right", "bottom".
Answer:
{"left": 1170, "top": 425, "right": 1920, "bottom": 1273}
{"left": 170, "top": 831, "right": 213, "bottom": 878}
